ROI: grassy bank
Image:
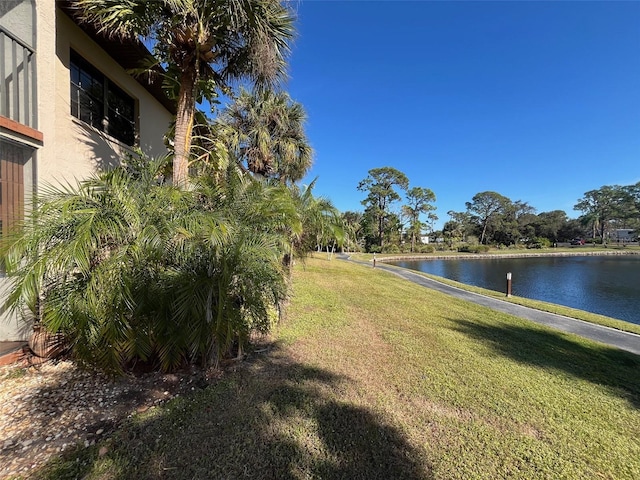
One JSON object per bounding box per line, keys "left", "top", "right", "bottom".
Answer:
{"left": 386, "top": 266, "right": 640, "bottom": 336}
{"left": 35, "top": 256, "right": 640, "bottom": 479}
{"left": 350, "top": 250, "right": 640, "bottom": 336}
{"left": 354, "top": 244, "right": 640, "bottom": 259}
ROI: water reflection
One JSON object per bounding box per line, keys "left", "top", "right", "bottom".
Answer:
{"left": 391, "top": 255, "right": 640, "bottom": 325}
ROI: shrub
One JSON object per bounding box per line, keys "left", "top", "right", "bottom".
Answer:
{"left": 527, "top": 237, "right": 552, "bottom": 249}
{"left": 458, "top": 244, "right": 490, "bottom": 254}
{"left": 1, "top": 158, "right": 293, "bottom": 374}
{"left": 400, "top": 243, "right": 412, "bottom": 254}
{"left": 466, "top": 235, "right": 479, "bottom": 246}
{"left": 418, "top": 244, "right": 435, "bottom": 253}
{"left": 384, "top": 244, "right": 400, "bottom": 254}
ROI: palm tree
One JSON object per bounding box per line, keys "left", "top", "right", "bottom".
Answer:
{"left": 74, "top": 0, "right": 295, "bottom": 187}
{"left": 216, "top": 88, "right": 313, "bottom": 184}
{"left": 174, "top": 171, "right": 298, "bottom": 363}
{"left": 341, "top": 211, "right": 364, "bottom": 252}
{"left": 288, "top": 179, "right": 343, "bottom": 267}
{"left": 402, "top": 187, "right": 436, "bottom": 252}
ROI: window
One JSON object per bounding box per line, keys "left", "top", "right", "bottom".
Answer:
{"left": 70, "top": 50, "right": 136, "bottom": 146}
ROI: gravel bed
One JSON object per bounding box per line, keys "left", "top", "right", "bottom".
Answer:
{"left": 0, "top": 359, "right": 210, "bottom": 479}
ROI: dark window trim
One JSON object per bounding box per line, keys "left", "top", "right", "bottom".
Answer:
{"left": 69, "top": 49, "right": 137, "bottom": 146}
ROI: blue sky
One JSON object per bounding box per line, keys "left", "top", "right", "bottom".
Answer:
{"left": 283, "top": 0, "right": 640, "bottom": 229}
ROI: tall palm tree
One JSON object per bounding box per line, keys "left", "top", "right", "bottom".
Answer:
{"left": 216, "top": 88, "right": 313, "bottom": 184}
{"left": 74, "top": 0, "right": 295, "bottom": 187}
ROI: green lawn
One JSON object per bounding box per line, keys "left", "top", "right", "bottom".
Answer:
{"left": 383, "top": 264, "right": 640, "bottom": 336}
{"left": 351, "top": 250, "right": 640, "bottom": 336}
{"left": 36, "top": 256, "right": 640, "bottom": 479}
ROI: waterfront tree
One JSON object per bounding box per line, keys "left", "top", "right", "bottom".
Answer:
{"left": 622, "top": 182, "right": 640, "bottom": 225}
{"left": 402, "top": 187, "right": 436, "bottom": 252}
{"left": 357, "top": 167, "right": 409, "bottom": 249}
{"left": 535, "top": 210, "right": 569, "bottom": 243}
{"left": 574, "top": 185, "right": 628, "bottom": 241}
{"left": 465, "top": 191, "right": 511, "bottom": 244}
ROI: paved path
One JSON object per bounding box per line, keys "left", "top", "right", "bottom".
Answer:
{"left": 341, "top": 255, "right": 640, "bottom": 356}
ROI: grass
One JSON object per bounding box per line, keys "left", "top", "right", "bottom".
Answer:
{"left": 353, "top": 244, "right": 640, "bottom": 259}
{"left": 386, "top": 265, "right": 640, "bottom": 336}
{"left": 349, "top": 250, "right": 640, "bottom": 336}
{"left": 33, "top": 256, "right": 640, "bottom": 479}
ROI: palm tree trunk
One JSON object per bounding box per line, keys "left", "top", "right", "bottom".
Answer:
{"left": 173, "top": 66, "right": 199, "bottom": 188}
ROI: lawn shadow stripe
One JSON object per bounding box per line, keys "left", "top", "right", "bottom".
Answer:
{"left": 32, "top": 341, "right": 432, "bottom": 479}
{"left": 451, "top": 318, "right": 640, "bottom": 409}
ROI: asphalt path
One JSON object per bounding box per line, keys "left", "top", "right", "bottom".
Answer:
{"left": 341, "top": 255, "right": 640, "bottom": 356}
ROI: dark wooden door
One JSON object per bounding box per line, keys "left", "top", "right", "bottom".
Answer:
{"left": 0, "top": 140, "right": 27, "bottom": 237}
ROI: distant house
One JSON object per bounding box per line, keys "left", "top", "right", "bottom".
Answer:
{"left": 612, "top": 229, "right": 636, "bottom": 242}
{"left": 0, "top": 0, "right": 175, "bottom": 340}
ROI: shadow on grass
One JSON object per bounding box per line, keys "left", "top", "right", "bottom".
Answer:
{"left": 34, "top": 342, "right": 431, "bottom": 480}
{"left": 451, "top": 318, "right": 640, "bottom": 409}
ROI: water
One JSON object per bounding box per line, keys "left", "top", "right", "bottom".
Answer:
{"left": 390, "top": 255, "right": 640, "bottom": 325}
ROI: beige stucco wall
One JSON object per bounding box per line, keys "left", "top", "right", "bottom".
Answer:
{"left": 0, "top": 0, "right": 34, "bottom": 46}
{"left": 0, "top": 0, "right": 172, "bottom": 341}
{"left": 38, "top": 5, "right": 172, "bottom": 187}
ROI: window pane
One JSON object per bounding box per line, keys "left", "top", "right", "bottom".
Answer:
{"left": 69, "top": 50, "right": 136, "bottom": 146}
{"left": 107, "top": 82, "right": 135, "bottom": 145}
{"left": 70, "top": 64, "right": 80, "bottom": 85}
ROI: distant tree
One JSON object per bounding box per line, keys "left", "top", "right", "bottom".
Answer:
{"left": 535, "top": 210, "right": 569, "bottom": 243}
{"left": 341, "top": 211, "right": 365, "bottom": 252}
{"left": 426, "top": 212, "right": 439, "bottom": 236}
{"left": 384, "top": 212, "right": 404, "bottom": 252}
{"left": 511, "top": 201, "right": 537, "bottom": 244}
{"left": 574, "top": 185, "right": 628, "bottom": 241}
{"left": 622, "top": 182, "right": 640, "bottom": 225}
{"left": 402, "top": 187, "right": 436, "bottom": 252}
{"left": 515, "top": 200, "right": 536, "bottom": 231}
{"left": 287, "top": 179, "right": 341, "bottom": 270}
{"left": 465, "top": 191, "right": 511, "bottom": 244}
{"left": 559, "top": 218, "right": 586, "bottom": 242}
{"left": 357, "top": 167, "right": 409, "bottom": 249}
{"left": 446, "top": 211, "right": 471, "bottom": 242}
{"left": 491, "top": 200, "right": 535, "bottom": 246}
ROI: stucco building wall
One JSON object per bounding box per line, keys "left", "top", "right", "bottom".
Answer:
{"left": 41, "top": 5, "right": 171, "bottom": 186}
{"left": 0, "top": 0, "right": 173, "bottom": 340}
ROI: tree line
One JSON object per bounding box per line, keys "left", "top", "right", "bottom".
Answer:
{"left": 344, "top": 169, "right": 639, "bottom": 253}
{"left": 448, "top": 183, "right": 640, "bottom": 248}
